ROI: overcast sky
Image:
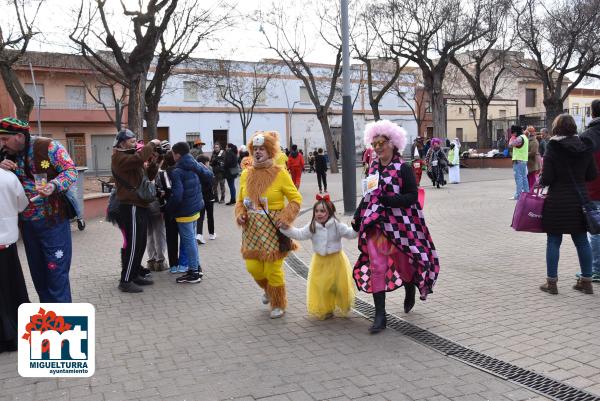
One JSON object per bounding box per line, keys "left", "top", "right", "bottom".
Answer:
{"left": 3, "top": 0, "right": 599, "bottom": 88}
{"left": 6, "top": 0, "right": 337, "bottom": 63}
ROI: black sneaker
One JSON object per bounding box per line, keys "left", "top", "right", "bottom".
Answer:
{"left": 133, "top": 276, "right": 154, "bottom": 286}
{"left": 118, "top": 281, "right": 143, "bottom": 293}
{"left": 139, "top": 268, "right": 152, "bottom": 278}
{"left": 176, "top": 271, "right": 202, "bottom": 284}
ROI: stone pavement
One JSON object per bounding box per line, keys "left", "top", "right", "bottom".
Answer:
{"left": 0, "top": 167, "right": 563, "bottom": 401}
{"left": 296, "top": 167, "right": 600, "bottom": 397}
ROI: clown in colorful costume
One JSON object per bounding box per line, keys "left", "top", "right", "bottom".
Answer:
{"left": 0, "top": 117, "right": 77, "bottom": 303}
{"left": 352, "top": 120, "right": 440, "bottom": 334}
{"left": 235, "top": 131, "right": 302, "bottom": 319}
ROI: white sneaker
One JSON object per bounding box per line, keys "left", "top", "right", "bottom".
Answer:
{"left": 196, "top": 234, "right": 206, "bottom": 244}
{"left": 261, "top": 293, "right": 269, "bottom": 305}
{"left": 270, "top": 308, "right": 285, "bottom": 319}
{"left": 209, "top": 233, "right": 217, "bottom": 240}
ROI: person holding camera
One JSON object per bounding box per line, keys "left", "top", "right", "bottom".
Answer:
{"left": 145, "top": 141, "right": 171, "bottom": 272}
{"left": 112, "top": 129, "right": 161, "bottom": 293}
{"left": 210, "top": 143, "right": 226, "bottom": 203}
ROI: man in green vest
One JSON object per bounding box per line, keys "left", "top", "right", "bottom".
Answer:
{"left": 508, "top": 125, "right": 529, "bottom": 199}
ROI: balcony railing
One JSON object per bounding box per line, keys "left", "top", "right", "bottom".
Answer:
{"left": 36, "top": 101, "right": 115, "bottom": 110}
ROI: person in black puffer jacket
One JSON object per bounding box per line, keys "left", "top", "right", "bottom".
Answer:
{"left": 539, "top": 114, "right": 597, "bottom": 295}
{"left": 196, "top": 154, "right": 216, "bottom": 244}
{"left": 166, "top": 142, "right": 214, "bottom": 284}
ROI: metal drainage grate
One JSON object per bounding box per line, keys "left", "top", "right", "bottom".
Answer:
{"left": 285, "top": 252, "right": 600, "bottom": 401}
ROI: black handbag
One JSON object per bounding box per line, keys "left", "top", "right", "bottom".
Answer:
{"left": 260, "top": 204, "right": 293, "bottom": 252}
{"left": 112, "top": 169, "right": 156, "bottom": 203}
{"left": 60, "top": 192, "right": 78, "bottom": 220}
{"left": 568, "top": 166, "right": 600, "bottom": 234}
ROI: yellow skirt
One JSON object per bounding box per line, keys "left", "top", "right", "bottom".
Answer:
{"left": 307, "top": 251, "right": 356, "bottom": 320}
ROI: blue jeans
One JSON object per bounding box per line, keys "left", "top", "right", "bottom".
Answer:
{"left": 546, "top": 233, "right": 592, "bottom": 278}
{"left": 226, "top": 176, "right": 236, "bottom": 202}
{"left": 513, "top": 161, "right": 529, "bottom": 198}
{"left": 21, "top": 218, "right": 72, "bottom": 302}
{"left": 588, "top": 201, "right": 600, "bottom": 274}
{"left": 177, "top": 220, "right": 200, "bottom": 272}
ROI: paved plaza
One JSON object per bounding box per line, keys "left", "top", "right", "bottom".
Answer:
{"left": 2, "top": 166, "right": 599, "bottom": 400}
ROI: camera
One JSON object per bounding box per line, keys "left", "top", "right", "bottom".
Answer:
{"left": 155, "top": 140, "right": 171, "bottom": 155}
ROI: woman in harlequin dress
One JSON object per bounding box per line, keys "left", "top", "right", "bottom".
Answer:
{"left": 352, "top": 120, "right": 440, "bottom": 334}
{"left": 235, "top": 131, "right": 302, "bottom": 319}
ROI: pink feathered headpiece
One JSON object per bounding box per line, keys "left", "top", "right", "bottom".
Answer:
{"left": 363, "top": 120, "right": 407, "bottom": 152}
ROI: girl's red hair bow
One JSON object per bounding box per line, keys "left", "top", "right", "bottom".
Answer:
{"left": 316, "top": 193, "right": 330, "bottom": 202}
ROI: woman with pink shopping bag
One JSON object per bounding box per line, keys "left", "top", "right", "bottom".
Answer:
{"left": 537, "top": 114, "right": 597, "bottom": 295}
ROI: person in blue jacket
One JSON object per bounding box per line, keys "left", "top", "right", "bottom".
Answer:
{"left": 166, "top": 142, "right": 214, "bottom": 284}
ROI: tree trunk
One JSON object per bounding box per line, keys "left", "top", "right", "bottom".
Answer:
{"left": 477, "top": 104, "right": 489, "bottom": 148}
{"left": 0, "top": 63, "right": 34, "bottom": 122}
{"left": 128, "top": 73, "right": 147, "bottom": 137}
{"left": 422, "top": 69, "right": 447, "bottom": 139}
{"left": 145, "top": 106, "right": 159, "bottom": 141}
{"left": 370, "top": 100, "right": 381, "bottom": 121}
{"left": 242, "top": 126, "right": 248, "bottom": 145}
{"left": 317, "top": 112, "right": 339, "bottom": 174}
{"left": 114, "top": 102, "right": 123, "bottom": 132}
{"left": 544, "top": 97, "right": 564, "bottom": 129}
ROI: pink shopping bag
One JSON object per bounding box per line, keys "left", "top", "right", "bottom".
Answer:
{"left": 511, "top": 189, "right": 545, "bottom": 233}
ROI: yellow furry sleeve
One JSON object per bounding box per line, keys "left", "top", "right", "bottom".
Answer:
{"left": 234, "top": 169, "right": 248, "bottom": 224}
{"left": 276, "top": 170, "right": 302, "bottom": 225}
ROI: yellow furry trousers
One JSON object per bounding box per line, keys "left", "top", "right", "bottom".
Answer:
{"left": 246, "top": 258, "right": 287, "bottom": 310}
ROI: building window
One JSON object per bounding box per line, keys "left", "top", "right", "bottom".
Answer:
{"left": 499, "top": 109, "right": 506, "bottom": 118}
{"left": 186, "top": 132, "right": 202, "bottom": 148}
{"left": 183, "top": 81, "right": 199, "bottom": 101}
{"left": 98, "top": 87, "right": 115, "bottom": 106}
{"left": 25, "top": 83, "right": 45, "bottom": 106}
{"left": 254, "top": 86, "right": 267, "bottom": 105}
{"left": 65, "top": 86, "right": 86, "bottom": 108}
{"left": 526, "top": 88, "right": 536, "bottom": 107}
{"left": 299, "top": 86, "right": 311, "bottom": 103}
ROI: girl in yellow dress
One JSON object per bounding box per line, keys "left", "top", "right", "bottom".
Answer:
{"left": 279, "top": 194, "right": 357, "bottom": 319}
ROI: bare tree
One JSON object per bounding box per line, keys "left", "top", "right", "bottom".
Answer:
{"left": 258, "top": 2, "right": 343, "bottom": 173}
{"left": 515, "top": 0, "right": 600, "bottom": 126}
{"left": 0, "top": 0, "right": 44, "bottom": 121}
{"left": 353, "top": 5, "right": 407, "bottom": 121}
{"left": 205, "top": 59, "right": 278, "bottom": 144}
{"left": 448, "top": 4, "right": 514, "bottom": 147}
{"left": 145, "top": 0, "right": 232, "bottom": 139}
{"left": 395, "top": 74, "right": 428, "bottom": 139}
{"left": 70, "top": 0, "right": 179, "bottom": 137}
{"left": 82, "top": 73, "right": 128, "bottom": 132}
{"left": 375, "top": 0, "right": 494, "bottom": 138}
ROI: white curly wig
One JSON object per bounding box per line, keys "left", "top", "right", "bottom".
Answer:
{"left": 364, "top": 120, "right": 407, "bottom": 153}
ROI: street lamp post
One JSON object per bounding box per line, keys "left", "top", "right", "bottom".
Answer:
{"left": 341, "top": 0, "right": 356, "bottom": 214}
{"left": 289, "top": 100, "right": 300, "bottom": 147}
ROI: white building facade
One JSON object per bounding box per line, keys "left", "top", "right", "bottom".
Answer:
{"left": 157, "top": 59, "right": 418, "bottom": 156}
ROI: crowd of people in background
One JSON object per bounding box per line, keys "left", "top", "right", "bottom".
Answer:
{"left": 4, "top": 99, "right": 600, "bottom": 351}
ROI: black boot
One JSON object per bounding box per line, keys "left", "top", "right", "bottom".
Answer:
{"left": 369, "top": 292, "right": 387, "bottom": 334}
{"left": 404, "top": 283, "right": 416, "bottom": 313}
